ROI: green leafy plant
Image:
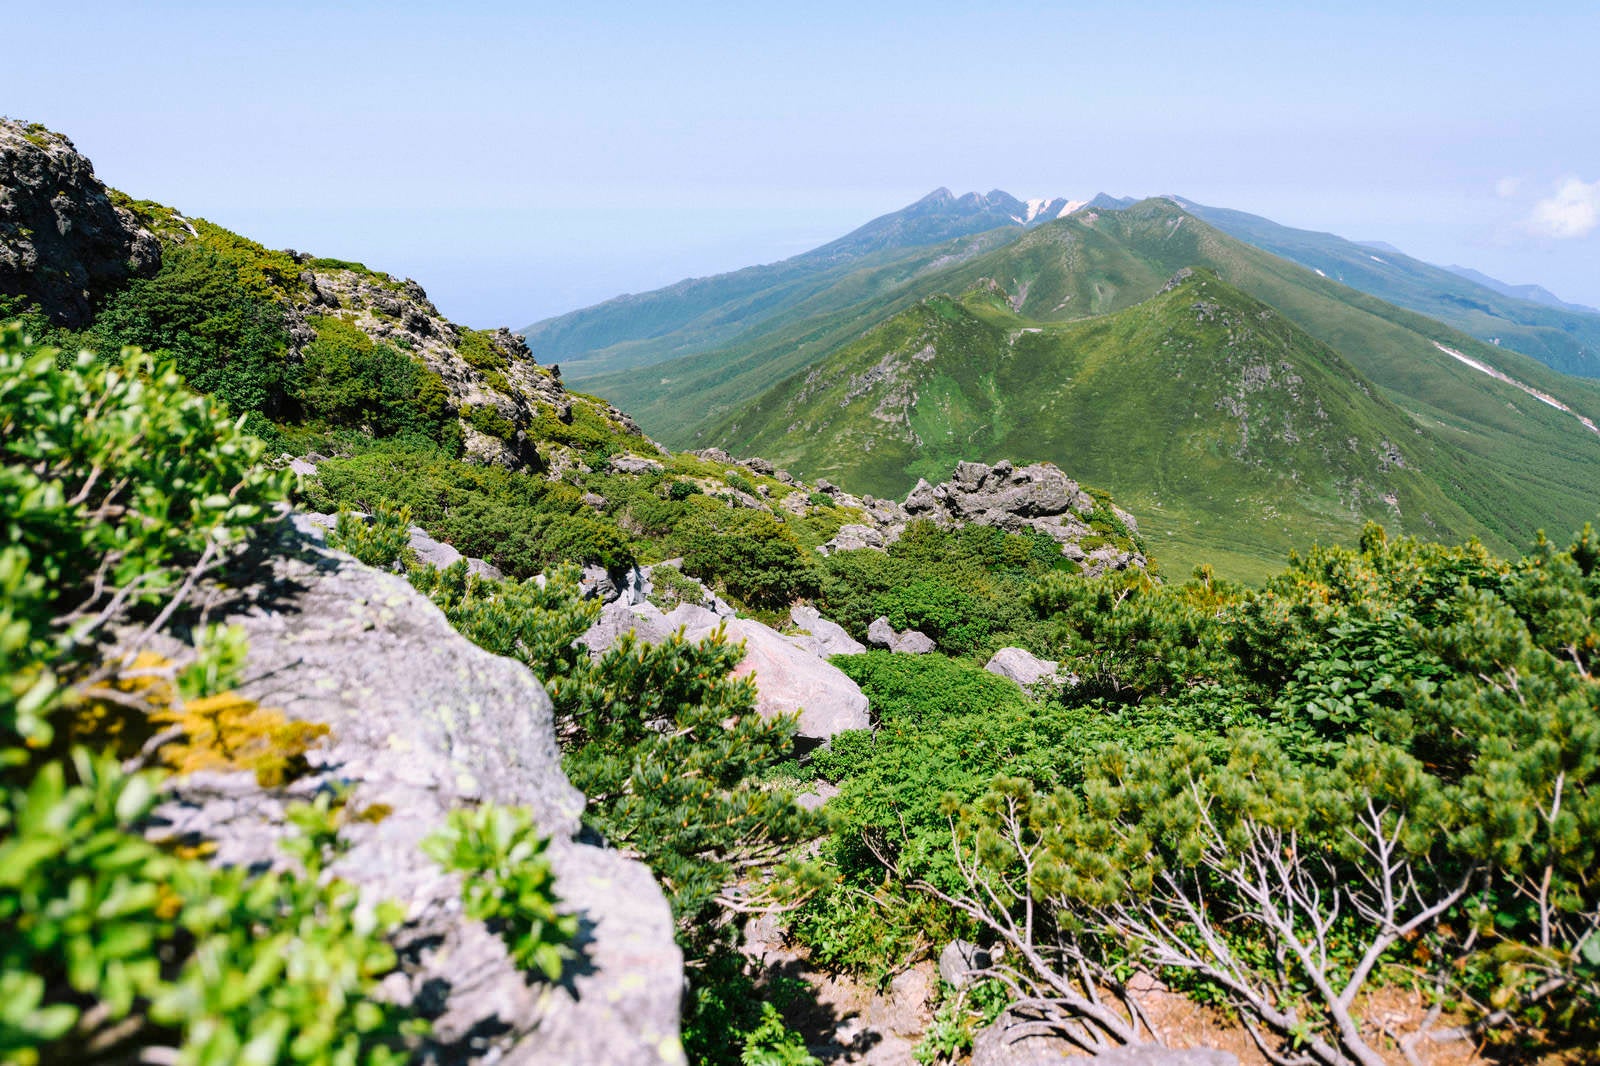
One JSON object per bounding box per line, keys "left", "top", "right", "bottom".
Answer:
{"left": 0, "top": 755, "right": 417, "bottom": 1066}
{"left": 0, "top": 326, "right": 287, "bottom": 750}
{"left": 424, "top": 804, "right": 577, "bottom": 981}
{"left": 675, "top": 503, "right": 816, "bottom": 610}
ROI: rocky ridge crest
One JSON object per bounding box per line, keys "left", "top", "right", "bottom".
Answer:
{"left": 0, "top": 117, "right": 160, "bottom": 326}
{"left": 0, "top": 118, "right": 649, "bottom": 473}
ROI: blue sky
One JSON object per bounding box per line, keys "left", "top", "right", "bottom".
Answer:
{"left": 11, "top": 1, "right": 1599, "bottom": 327}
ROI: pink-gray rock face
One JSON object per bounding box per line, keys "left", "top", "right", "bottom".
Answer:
{"left": 721, "top": 618, "right": 871, "bottom": 740}
{"left": 787, "top": 604, "right": 867, "bottom": 657}
{"left": 584, "top": 602, "right": 870, "bottom": 742}
{"left": 155, "top": 515, "right": 685, "bottom": 1066}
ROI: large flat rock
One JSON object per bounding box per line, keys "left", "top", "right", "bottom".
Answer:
{"left": 155, "top": 515, "right": 684, "bottom": 1066}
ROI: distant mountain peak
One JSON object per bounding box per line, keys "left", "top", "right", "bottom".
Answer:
{"left": 1442, "top": 264, "right": 1599, "bottom": 315}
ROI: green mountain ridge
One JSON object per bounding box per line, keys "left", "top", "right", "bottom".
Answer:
{"left": 688, "top": 202, "right": 1600, "bottom": 579}
{"left": 517, "top": 187, "right": 1067, "bottom": 377}
{"left": 1175, "top": 196, "right": 1600, "bottom": 378}
{"left": 712, "top": 271, "right": 1511, "bottom": 579}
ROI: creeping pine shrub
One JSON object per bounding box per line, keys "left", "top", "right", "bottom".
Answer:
{"left": 911, "top": 525, "right": 1600, "bottom": 1063}
{"left": 305, "top": 445, "right": 635, "bottom": 577}
{"left": 674, "top": 502, "right": 817, "bottom": 610}
{"left": 326, "top": 501, "right": 414, "bottom": 571}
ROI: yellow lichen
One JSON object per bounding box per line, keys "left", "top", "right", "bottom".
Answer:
{"left": 66, "top": 651, "right": 330, "bottom": 788}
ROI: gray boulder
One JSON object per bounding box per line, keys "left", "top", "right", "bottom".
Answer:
{"left": 301, "top": 513, "right": 501, "bottom": 579}
{"left": 867, "top": 616, "right": 935, "bottom": 654}
{"left": 581, "top": 599, "right": 674, "bottom": 657}
{"left": 408, "top": 525, "right": 502, "bottom": 580}
{"left": 787, "top": 604, "right": 866, "bottom": 657}
{"left": 580, "top": 600, "right": 869, "bottom": 743}
{"left": 665, "top": 602, "right": 725, "bottom": 634}
{"left": 938, "top": 939, "right": 993, "bottom": 989}
{"left": 984, "top": 647, "right": 1063, "bottom": 691}
{"left": 155, "top": 514, "right": 684, "bottom": 1065}
{"left": 819, "top": 523, "right": 887, "bottom": 555}
{"left": 609, "top": 454, "right": 665, "bottom": 475}
{"left": 724, "top": 619, "right": 870, "bottom": 741}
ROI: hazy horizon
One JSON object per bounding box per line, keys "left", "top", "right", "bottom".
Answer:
{"left": 12, "top": 1, "right": 1598, "bottom": 329}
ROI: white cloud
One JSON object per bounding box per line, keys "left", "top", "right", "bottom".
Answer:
{"left": 1494, "top": 176, "right": 1522, "bottom": 199}
{"left": 1527, "top": 178, "right": 1600, "bottom": 239}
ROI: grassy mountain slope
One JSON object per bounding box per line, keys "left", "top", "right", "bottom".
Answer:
{"left": 519, "top": 188, "right": 1044, "bottom": 378}
{"left": 1177, "top": 197, "right": 1600, "bottom": 378}
{"left": 711, "top": 272, "right": 1521, "bottom": 578}
{"left": 595, "top": 199, "right": 1600, "bottom": 461}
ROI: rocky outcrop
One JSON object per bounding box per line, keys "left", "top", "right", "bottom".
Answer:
{"left": 867, "top": 616, "right": 936, "bottom": 654}
{"left": 283, "top": 265, "right": 650, "bottom": 471}
{"left": 159, "top": 515, "right": 684, "bottom": 1065}
{"left": 787, "top": 604, "right": 866, "bottom": 657}
{"left": 0, "top": 118, "right": 159, "bottom": 326}
{"left": 818, "top": 459, "right": 1146, "bottom": 576}
{"left": 984, "top": 647, "right": 1065, "bottom": 692}
{"left": 902, "top": 460, "right": 1144, "bottom": 574}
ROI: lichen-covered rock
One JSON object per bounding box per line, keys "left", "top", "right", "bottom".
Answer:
{"left": 157, "top": 515, "right": 685, "bottom": 1066}
{"left": 787, "top": 605, "right": 866, "bottom": 657}
{"left": 867, "top": 616, "right": 936, "bottom": 654}
{"left": 0, "top": 118, "right": 160, "bottom": 326}
{"left": 984, "top": 647, "right": 1063, "bottom": 691}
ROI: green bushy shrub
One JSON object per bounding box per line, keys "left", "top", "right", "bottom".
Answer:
{"left": 325, "top": 501, "right": 413, "bottom": 571}
{"left": 0, "top": 325, "right": 445, "bottom": 1065}
{"left": 0, "top": 326, "right": 287, "bottom": 747}
{"left": 1, "top": 758, "right": 419, "bottom": 1065}
{"left": 675, "top": 503, "right": 816, "bottom": 610}
{"left": 86, "top": 240, "right": 292, "bottom": 419}
{"left": 293, "top": 316, "right": 460, "bottom": 447}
